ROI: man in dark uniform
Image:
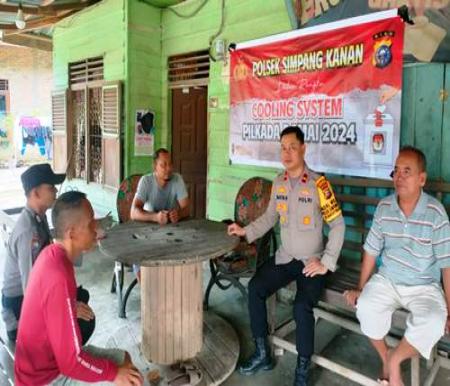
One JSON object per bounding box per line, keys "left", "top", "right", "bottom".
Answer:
{"left": 228, "top": 126, "right": 345, "bottom": 386}
{"left": 1, "top": 164, "right": 95, "bottom": 343}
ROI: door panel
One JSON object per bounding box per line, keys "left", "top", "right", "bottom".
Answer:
{"left": 172, "top": 87, "right": 207, "bottom": 218}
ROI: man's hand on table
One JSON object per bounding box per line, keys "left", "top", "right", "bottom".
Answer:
{"left": 227, "top": 223, "right": 246, "bottom": 237}
{"left": 114, "top": 352, "right": 143, "bottom": 386}
{"left": 76, "top": 302, "right": 95, "bottom": 321}
{"left": 156, "top": 210, "right": 169, "bottom": 225}
{"left": 169, "top": 209, "right": 179, "bottom": 223}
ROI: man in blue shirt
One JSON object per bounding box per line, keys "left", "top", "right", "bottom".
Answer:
{"left": 345, "top": 146, "right": 450, "bottom": 386}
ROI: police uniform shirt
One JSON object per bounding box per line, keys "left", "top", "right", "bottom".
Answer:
{"left": 244, "top": 166, "right": 345, "bottom": 272}
{"left": 2, "top": 206, "right": 51, "bottom": 297}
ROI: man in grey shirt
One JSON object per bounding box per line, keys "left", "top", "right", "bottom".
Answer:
{"left": 131, "top": 148, "right": 190, "bottom": 225}
{"left": 130, "top": 148, "right": 190, "bottom": 278}
{"left": 1, "top": 164, "right": 95, "bottom": 343}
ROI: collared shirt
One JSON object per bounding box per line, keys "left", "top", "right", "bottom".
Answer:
{"left": 244, "top": 166, "right": 345, "bottom": 271}
{"left": 135, "top": 172, "right": 188, "bottom": 212}
{"left": 364, "top": 191, "right": 450, "bottom": 286}
{"left": 2, "top": 206, "right": 51, "bottom": 297}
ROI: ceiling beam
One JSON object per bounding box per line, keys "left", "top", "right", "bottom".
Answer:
{"left": 0, "top": 4, "right": 55, "bottom": 16}
{"left": 0, "top": 1, "right": 99, "bottom": 17}
{"left": 0, "top": 23, "right": 16, "bottom": 30}
{"left": 3, "top": 12, "right": 78, "bottom": 35}
{"left": 44, "top": 0, "right": 100, "bottom": 13}
{"left": 1, "top": 33, "right": 52, "bottom": 51}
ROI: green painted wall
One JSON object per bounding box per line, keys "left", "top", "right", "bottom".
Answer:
{"left": 52, "top": 0, "right": 127, "bottom": 217}
{"left": 160, "top": 0, "right": 450, "bottom": 222}
{"left": 125, "top": 1, "right": 162, "bottom": 177}
{"left": 52, "top": 0, "right": 450, "bottom": 223}
{"left": 53, "top": 0, "right": 126, "bottom": 89}
{"left": 400, "top": 63, "right": 447, "bottom": 180}
{"left": 161, "top": 0, "right": 292, "bottom": 221}
{"left": 52, "top": 0, "right": 162, "bottom": 216}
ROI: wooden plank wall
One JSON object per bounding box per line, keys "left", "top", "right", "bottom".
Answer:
{"left": 52, "top": 0, "right": 450, "bottom": 223}
{"left": 126, "top": 1, "right": 162, "bottom": 177}
{"left": 161, "top": 0, "right": 292, "bottom": 221}
{"left": 53, "top": 0, "right": 126, "bottom": 90}
{"left": 401, "top": 63, "right": 445, "bottom": 180}
{"left": 160, "top": 0, "right": 450, "bottom": 222}
{"left": 52, "top": 0, "right": 127, "bottom": 215}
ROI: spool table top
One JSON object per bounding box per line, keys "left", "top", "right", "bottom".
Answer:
{"left": 99, "top": 219, "right": 239, "bottom": 266}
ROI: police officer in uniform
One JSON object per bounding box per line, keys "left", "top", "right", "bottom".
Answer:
{"left": 228, "top": 126, "right": 345, "bottom": 386}
{"left": 1, "top": 164, "right": 95, "bottom": 344}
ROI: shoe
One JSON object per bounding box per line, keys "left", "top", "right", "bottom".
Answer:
{"left": 293, "top": 356, "right": 311, "bottom": 386}
{"left": 238, "top": 336, "right": 274, "bottom": 375}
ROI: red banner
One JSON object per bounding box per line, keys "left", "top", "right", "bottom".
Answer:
{"left": 229, "top": 11, "right": 405, "bottom": 179}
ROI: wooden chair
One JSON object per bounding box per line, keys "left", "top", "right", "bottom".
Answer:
{"left": 111, "top": 174, "right": 142, "bottom": 318}
{"left": 203, "top": 177, "right": 277, "bottom": 309}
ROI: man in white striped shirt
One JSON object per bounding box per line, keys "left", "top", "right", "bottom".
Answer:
{"left": 344, "top": 146, "right": 450, "bottom": 386}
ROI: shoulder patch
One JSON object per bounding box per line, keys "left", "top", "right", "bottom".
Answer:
{"left": 316, "top": 176, "right": 342, "bottom": 223}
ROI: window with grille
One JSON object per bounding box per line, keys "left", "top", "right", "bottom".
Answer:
{"left": 0, "top": 80, "right": 9, "bottom": 91}
{"left": 69, "top": 57, "right": 104, "bottom": 86}
{"left": 0, "top": 80, "right": 10, "bottom": 115}
{"left": 168, "top": 50, "right": 210, "bottom": 88}
{"left": 57, "top": 81, "right": 121, "bottom": 186}
{"left": 67, "top": 56, "right": 109, "bottom": 183}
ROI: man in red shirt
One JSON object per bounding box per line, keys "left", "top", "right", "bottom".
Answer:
{"left": 14, "top": 191, "right": 143, "bottom": 386}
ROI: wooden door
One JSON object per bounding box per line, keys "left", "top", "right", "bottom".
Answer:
{"left": 172, "top": 87, "right": 207, "bottom": 218}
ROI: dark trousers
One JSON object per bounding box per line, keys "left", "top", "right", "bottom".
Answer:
{"left": 2, "top": 286, "right": 95, "bottom": 344}
{"left": 1, "top": 294, "right": 23, "bottom": 341}
{"left": 248, "top": 258, "right": 325, "bottom": 357}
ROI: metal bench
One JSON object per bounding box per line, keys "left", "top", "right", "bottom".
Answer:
{"left": 269, "top": 177, "right": 450, "bottom": 386}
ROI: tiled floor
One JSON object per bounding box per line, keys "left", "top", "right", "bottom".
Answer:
{"left": 59, "top": 246, "right": 449, "bottom": 386}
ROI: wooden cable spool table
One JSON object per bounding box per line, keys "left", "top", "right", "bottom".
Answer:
{"left": 100, "top": 219, "right": 239, "bottom": 365}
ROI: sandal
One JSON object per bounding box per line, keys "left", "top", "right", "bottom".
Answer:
{"left": 377, "top": 378, "right": 389, "bottom": 385}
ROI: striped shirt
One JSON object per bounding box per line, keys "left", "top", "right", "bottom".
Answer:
{"left": 364, "top": 191, "right": 450, "bottom": 286}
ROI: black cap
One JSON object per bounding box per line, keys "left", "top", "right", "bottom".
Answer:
{"left": 21, "top": 164, "right": 66, "bottom": 194}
